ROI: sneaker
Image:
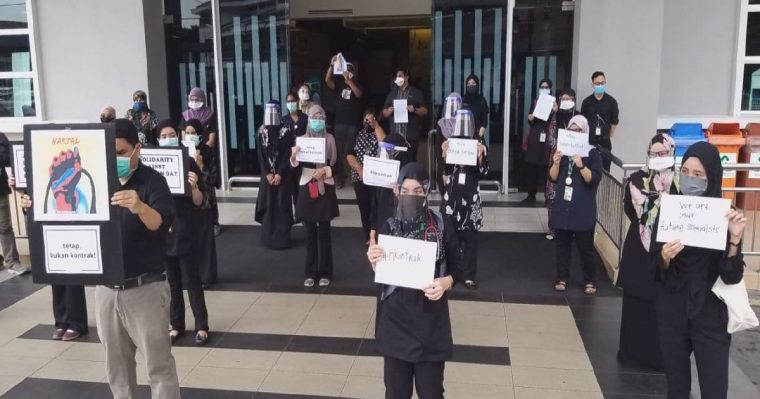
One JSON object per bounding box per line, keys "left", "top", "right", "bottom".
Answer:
{"left": 61, "top": 329, "right": 82, "bottom": 341}
{"left": 8, "top": 264, "right": 29, "bottom": 275}
{"left": 545, "top": 233, "right": 554, "bottom": 240}
{"left": 304, "top": 278, "right": 315, "bottom": 287}
{"left": 52, "top": 328, "right": 65, "bottom": 340}
{"left": 318, "top": 278, "right": 331, "bottom": 287}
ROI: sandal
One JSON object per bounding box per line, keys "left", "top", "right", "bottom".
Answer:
{"left": 554, "top": 280, "right": 567, "bottom": 292}
{"left": 584, "top": 283, "right": 597, "bottom": 295}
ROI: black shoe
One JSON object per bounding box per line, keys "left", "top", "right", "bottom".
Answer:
{"left": 195, "top": 331, "right": 209, "bottom": 346}
{"left": 465, "top": 280, "right": 477, "bottom": 289}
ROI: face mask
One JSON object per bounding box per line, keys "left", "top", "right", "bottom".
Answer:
{"left": 539, "top": 88, "right": 551, "bottom": 96}
{"left": 100, "top": 115, "right": 115, "bottom": 123}
{"left": 286, "top": 101, "right": 298, "bottom": 113}
{"left": 159, "top": 137, "right": 179, "bottom": 147}
{"left": 298, "top": 90, "right": 310, "bottom": 101}
{"left": 648, "top": 155, "right": 674, "bottom": 171}
{"left": 188, "top": 100, "right": 203, "bottom": 110}
{"left": 466, "top": 85, "right": 478, "bottom": 94}
{"left": 398, "top": 194, "right": 426, "bottom": 220}
{"left": 394, "top": 77, "right": 405, "bottom": 87}
{"left": 133, "top": 101, "right": 146, "bottom": 112}
{"left": 309, "top": 119, "right": 325, "bottom": 132}
{"left": 594, "top": 84, "right": 606, "bottom": 95}
{"left": 185, "top": 134, "right": 200, "bottom": 147}
{"left": 116, "top": 148, "right": 136, "bottom": 181}
{"left": 679, "top": 173, "right": 708, "bottom": 196}
{"left": 559, "top": 100, "right": 575, "bottom": 110}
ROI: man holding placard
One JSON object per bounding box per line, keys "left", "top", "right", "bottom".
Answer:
{"left": 383, "top": 67, "right": 428, "bottom": 161}
{"left": 651, "top": 142, "right": 747, "bottom": 399}
{"left": 367, "top": 163, "right": 462, "bottom": 399}
{"left": 440, "top": 109, "right": 488, "bottom": 289}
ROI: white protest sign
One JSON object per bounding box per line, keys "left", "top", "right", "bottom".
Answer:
{"left": 720, "top": 153, "right": 737, "bottom": 178}
{"left": 363, "top": 157, "right": 400, "bottom": 188}
{"left": 181, "top": 140, "right": 198, "bottom": 159}
{"left": 656, "top": 195, "right": 731, "bottom": 251}
{"left": 556, "top": 129, "right": 592, "bottom": 157}
{"left": 445, "top": 138, "right": 478, "bottom": 166}
{"left": 43, "top": 225, "right": 103, "bottom": 274}
{"left": 393, "top": 99, "right": 409, "bottom": 124}
{"left": 533, "top": 93, "right": 556, "bottom": 121}
{"left": 295, "top": 137, "right": 326, "bottom": 164}
{"left": 11, "top": 144, "right": 26, "bottom": 188}
{"left": 333, "top": 52, "right": 347, "bottom": 75}
{"left": 750, "top": 152, "right": 760, "bottom": 179}
{"left": 375, "top": 234, "right": 437, "bottom": 290}
{"left": 140, "top": 148, "right": 187, "bottom": 195}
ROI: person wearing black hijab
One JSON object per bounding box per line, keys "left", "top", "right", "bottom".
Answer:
{"left": 255, "top": 101, "right": 295, "bottom": 249}
{"left": 368, "top": 133, "right": 412, "bottom": 245}
{"left": 523, "top": 79, "right": 557, "bottom": 203}
{"left": 652, "top": 141, "right": 747, "bottom": 399}
{"left": 462, "top": 74, "right": 490, "bottom": 139}
{"left": 367, "top": 162, "right": 463, "bottom": 399}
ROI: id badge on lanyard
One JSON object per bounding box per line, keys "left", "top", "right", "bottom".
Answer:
{"left": 563, "top": 161, "right": 574, "bottom": 201}
{"left": 539, "top": 132, "right": 546, "bottom": 143}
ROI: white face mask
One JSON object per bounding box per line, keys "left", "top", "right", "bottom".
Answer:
{"left": 559, "top": 100, "right": 575, "bottom": 110}
{"left": 394, "top": 77, "right": 405, "bottom": 87}
{"left": 298, "top": 90, "right": 310, "bottom": 101}
{"left": 538, "top": 88, "right": 551, "bottom": 96}
{"left": 648, "top": 156, "right": 675, "bottom": 171}
{"left": 188, "top": 100, "right": 203, "bottom": 110}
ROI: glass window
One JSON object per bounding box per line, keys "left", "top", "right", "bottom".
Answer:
{"left": 0, "top": 78, "right": 35, "bottom": 117}
{"left": 741, "top": 64, "right": 760, "bottom": 111}
{"left": 0, "top": 34, "right": 30, "bottom": 72}
{"left": 0, "top": 0, "right": 28, "bottom": 29}
{"left": 746, "top": 12, "right": 760, "bottom": 56}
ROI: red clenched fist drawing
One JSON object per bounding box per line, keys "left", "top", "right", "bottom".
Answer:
{"left": 49, "top": 147, "right": 83, "bottom": 212}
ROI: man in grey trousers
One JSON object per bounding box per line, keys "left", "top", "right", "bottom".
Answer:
{"left": 0, "top": 131, "right": 28, "bottom": 275}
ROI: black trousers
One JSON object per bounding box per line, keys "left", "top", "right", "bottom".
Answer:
{"left": 555, "top": 228, "right": 598, "bottom": 283}
{"left": 523, "top": 163, "right": 544, "bottom": 198}
{"left": 597, "top": 138, "right": 612, "bottom": 171}
{"left": 408, "top": 139, "right": 419, "bottom": 162}
{"left": 334, "top": 123, "right": 358, "bottom": 180}
{"left": 304, "top": 221, "right": 333, "bottom": 280}
{"left": 383, "top": 356, "right": 445, "bottom": 399}
{"left": 166, "top": 254, "right": 209, "bottom": 332}
{"left": 456, "top": 229, "right": 478, "bottom": 281}
{"left": 656, "top": 293, "right": 730, "bottom": 399}
{"left": 354, "top": 181, "right": 373, "bottom": 241}
{"left": 52, "top": 285, "right": 88, "bottom": 333}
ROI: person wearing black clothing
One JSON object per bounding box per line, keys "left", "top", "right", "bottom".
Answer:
{"left": 326, "top": 57, "right": 363, "bottom": 188}
{"left": 155, "top": 120, "right": 212, "bottom": 347}
{"left": 290, "top": 105, "right": 339, "bottom": 288}
{"left": 523, "top": 79, "right": 557, "bottom": 203}
{"left": 581, "top": 71, "right": 619, "bottom": 171}
{"left": 616, "top": 133, "right": 678, "bottom": 371}
{"left": 462, "top": 74, "right": 490, "bottom": 139}
{"left": 367, "top": 162, "right": 462, "bottom": 399}
{"left": 368, "top": 133, "right": 411, "bottom": 245}
{"left": 256, "top": 101, "right": 296, "bottom": 249}
{"left": 440, "top": 110, "right": 488, "bottom": 289}
{"left": 549, "top": 115, "right": 603, "bottom": 295}
{"left": 546, "top": 88, "right": 579, "bottom": 240}
{"left": 383, "top": 68, "right": 428, "bottom": 161}
{"left": 347, "top": 108, "right": 387, "bottom": 243}
{"left": 282, "top": 92, "right": 308, "bottom": 138}
{"left": 652, "top": 141, "right": 746, "bottom": 399}
{"left": 183, "top": 119, "right": 219, "bottom": 287}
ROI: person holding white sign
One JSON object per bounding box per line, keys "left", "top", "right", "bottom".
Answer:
{"left": 548, "top": 115, "right": 603, "bottom": 295}
{"left": 256, "top": 101, "right": 296, "bottom": 249}
{"left": 383, "top": 67, "right": 428, "bottom": 161}
{"left": 545, "top": 88, "right": 580, "bottom": 240}
{"left": 616, "top": 133, "right": 679, "bottom": 372}
{"left": 440, "top": 109, "right": 488, "bottom": 289}
{"left": 347, "top": 108, "right": 386, "bottom": 243}
{"left": 651, "top": 141, "right": 747, "bottom": 399}
{"left": 156, "top": 120, "right": 212, "bottom": 346}
{"left": 366, "top": 163, "right": 462, "bottom": 399}
{"left": 523, "top": 79, "right": 558, "bottom": 204}
{"left": 290, "top": 105, "right": 339, "bottom": 288}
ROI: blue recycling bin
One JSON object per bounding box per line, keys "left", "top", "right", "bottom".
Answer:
{"left": 669, "top": 123, "right": 705, "bottom": 164}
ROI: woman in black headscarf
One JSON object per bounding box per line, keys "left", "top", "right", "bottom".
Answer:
{"left": 462, "top": 74, "right": 490, "bottom": 139}
{"left": 523, "top": 79, "right": 557, "bottom": 203}
{"left": 616, "top": 133, "right": 678, "bottom": 371}
{"left": 255, "top": 101, "right": 295, "bottom": 249}
{"left": 125, "top": 90, "right": 159, "bottom": 145}
{"left": 652, "top": 141, "right": 746, "bottom": 399}
{"left": 367, "top": 162, "right": 462, "bottom": 399}
{"left": 368, "top": 133, "right": 412, "bottom": 245}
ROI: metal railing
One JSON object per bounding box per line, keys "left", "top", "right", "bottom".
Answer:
{"left": 595, "top": 146, "right": 760, "bottom": 267}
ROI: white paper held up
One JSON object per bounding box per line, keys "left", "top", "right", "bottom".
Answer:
{"left": 532, "top": 93, "right": 556, "bottom": 121}
{"left": 656, "top": 195, "right": 731, "bottom": 251}
{"left": 363, "top": 157, "right": 400, "bottom": 188}
{"left": 556, "top": 129, "right": 592, "bottom": 157}
{"left": 393, "top": 99, "right": 409, "bottom": 124}
{"left": 295, "top": 137, "right": 327, "bottom": 164}
{"left": 445, "top": 138, "right": 478, "bottom": 166}
{"left": 374, "top": 235, "right": 437, "bottom": 290}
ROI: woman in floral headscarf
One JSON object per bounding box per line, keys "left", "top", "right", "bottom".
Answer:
{"left": 616, "top": 133, "right": 678, "bottom": 371}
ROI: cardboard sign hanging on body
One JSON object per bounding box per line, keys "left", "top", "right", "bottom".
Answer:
{"left": 655, "top": 194, "right": 731, "bottom": 251}
{"left": 24, "top": 123, "right": 124, "bottom": 286}
{"left": 374, "top": 234, "right": 437, "bottom": 290}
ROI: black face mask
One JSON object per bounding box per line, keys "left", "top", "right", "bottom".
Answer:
{"left": 101, "top": 115, "right": 115, "bottom": 123}
{"left": 466, "top": 85, "right": 478, "bottom": 94}
{"left": 398, "top": 194, "right": 426, "bottom": 220}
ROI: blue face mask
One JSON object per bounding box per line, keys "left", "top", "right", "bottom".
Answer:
{"left": 133, "top": 101, "right": 146, "bottom": 112}
{"left": 159, "top": 137, "right": 179, "bottom": 147}
{"left": 309, "top": 119, "right": 325, "bottom": 132}
{"left": 594, "top": 84, "right": 606, "bottom": 95}
{"left": 286, "top": 102, "right": 298, "bottom": 113}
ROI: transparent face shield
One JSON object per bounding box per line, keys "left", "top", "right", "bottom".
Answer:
{"left": 264, "top": 103, "right": 280, "bottom": 126}
{"left": 453, "top": 109, "right": 475, "bottom": 138}
{"left": 378, "top": 141, "right": 408, "bottom": 159}
{"left": 443, "top": 94, "right": 462, "bottom": 119}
